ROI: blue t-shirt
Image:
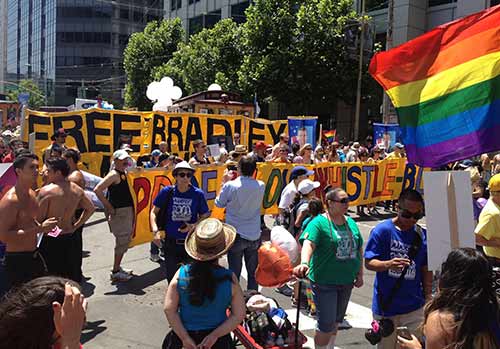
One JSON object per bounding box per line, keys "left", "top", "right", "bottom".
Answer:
{"left": 153, "top": 185, "right": 209, "bottom": 239}
{"left": 364, "top": 219, "right": 428, "bottom": 317}
{"left": 177, "top": 264, "right": 232, "bottom": 331}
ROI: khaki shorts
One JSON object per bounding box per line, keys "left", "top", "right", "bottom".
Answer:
{"left": 374, "top": 307, "right": 424, "bottom": 349}
{"left": 108, "top": 206, "right": 134, "bottom": 255}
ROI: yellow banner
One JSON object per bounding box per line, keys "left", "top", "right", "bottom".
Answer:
{"left": 23, "top": 109, "right": 288, "bottom": 177}
{"left": 127, "top": 159, "right": 425, "bottom": 247}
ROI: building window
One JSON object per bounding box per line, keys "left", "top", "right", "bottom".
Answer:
{"left": 171, "top": 0, "right": 182, "bottom": 10}
{"left": 428, "top": 0, "right": 457, "bottom": 6}
{"left": 205, "top": 10, "right": 221, "bottom": 29}
{"left": 188, "top": 0, "right": 200, "bottom": 4}
{"left": 231, "top": 1, "right": 249, "bottom": 24}
{"left": 366, "top": 0, "right": 387, "bottom": 11}
{"left": 188, "top": 15, "right": 203, "bottom": 35}
{"left": 120, "top": 8, "right": 129, "bottom": 19}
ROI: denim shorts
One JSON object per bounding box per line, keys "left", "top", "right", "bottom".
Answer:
{"left": 311, "top": 282, "right": 353, "bottom": 333}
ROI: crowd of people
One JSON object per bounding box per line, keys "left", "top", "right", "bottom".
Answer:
{"left": 0, "top": 125, "right": 499, "bottom": 349}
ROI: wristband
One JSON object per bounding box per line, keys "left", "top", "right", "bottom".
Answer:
{"left": 300, "top": 261, "right": 309, "bottom": 267}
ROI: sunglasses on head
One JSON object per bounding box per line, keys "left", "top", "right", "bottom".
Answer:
{"left": 399, "top": 209, "right": 424, "bottom": 220}
{"left": 177, "top": 172, "right": 193, "bottom": 178}
{"left": 332, "top": 198, "right": 349, "bottom": 204}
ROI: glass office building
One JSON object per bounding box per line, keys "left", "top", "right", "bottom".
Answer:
{"left": 5, "top": 0, "right": 163, "bottom": 106}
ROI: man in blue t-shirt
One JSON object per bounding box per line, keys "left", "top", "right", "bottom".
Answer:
{"left": 150, "top": 161, "right": 210, "bottom": 282}
{"left": 364, "top": 189, "right": 433, "bottom": 349}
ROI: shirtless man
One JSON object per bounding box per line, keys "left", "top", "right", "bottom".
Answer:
{"left": 63, "top": 148, "right": 87, "bottom": 282}
{"left": 38, "top": 158, "right": 94, "bottom": 281}
{"left": 0, "top": 153, "right": 58, "bottom": 289}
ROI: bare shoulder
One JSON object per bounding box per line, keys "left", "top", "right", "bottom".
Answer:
{"left": 0, "top": 187, "right": 19, "bottom": 209}
{"left": 38, "top": 183, "right": 59, "bottom": 196}
{"left": 69, "top": 181, "right": 85, "bottom": 193}
{"left": 424, "top": 310, "right": 455, "bottom": 341}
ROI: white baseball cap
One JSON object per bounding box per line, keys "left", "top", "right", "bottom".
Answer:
{"left": 113, "top": 149, "right": 131, "bottom": 160}
{"left": 298, "top": 179, "right": 320, "bottom": 195}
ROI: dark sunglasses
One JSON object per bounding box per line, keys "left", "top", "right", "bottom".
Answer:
{"left": 176, "top": 172, "right": 193, "bottom": 178}
{"left": 332, "top": 198, "right": 349, "bottom": 204}
{"left": 400, "top": 209, "right": 424, "bottom": 220}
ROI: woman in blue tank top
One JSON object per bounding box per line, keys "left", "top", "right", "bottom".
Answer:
{"left": 163, "top": 218, "right": 245, "bottom": 349}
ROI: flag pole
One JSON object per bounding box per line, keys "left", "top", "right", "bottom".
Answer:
{"left": 354, "top": 0, "right": 366, "bottom": 141}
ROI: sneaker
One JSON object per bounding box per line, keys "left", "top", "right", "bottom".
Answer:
{"left": 119, "top": 267, "right": 133, "bottom": 275}
{"left": 110, "top": 270, "right": 133, "bottom": 282}
{"left": 338, "top": 319, "right": 352, "bottom": 330}
{"left": 275, "top": 284, "right": 293, "bottom": 297}
{"left": 150, "top": 253, "right": 161, "bottom": 263}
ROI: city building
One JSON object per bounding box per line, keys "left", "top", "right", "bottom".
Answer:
{"left": 362, "top": 0, "right": 500, "bottom": 46}
{"left": 4, "top": 0, "right": 164, "bottom": 106}
{"left": 0, "top": 0, "right": 7, "bottom": 94}
{"left": 165, "top": 0, "right": 250, "bottom": 36}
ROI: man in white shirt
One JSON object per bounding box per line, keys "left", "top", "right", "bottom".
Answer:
{"left": 278, "top": 166, "right": 314, "bottom": 215}
{"left": 215, "top": 155, "right": 265, "bottom": 290}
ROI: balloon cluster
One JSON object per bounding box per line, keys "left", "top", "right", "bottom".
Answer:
{"left": 146, "top": 77, "right": 183, "bottom": 111}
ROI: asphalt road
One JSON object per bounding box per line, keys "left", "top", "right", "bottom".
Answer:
{"left": 79, "top": 207, "right": 405, "bottom": 349}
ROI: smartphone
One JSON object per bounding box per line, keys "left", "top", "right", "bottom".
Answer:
{"left": 396, "top": 327, "right": 413, "bottom": 340}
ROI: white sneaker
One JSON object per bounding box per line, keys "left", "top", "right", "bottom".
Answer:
{"left": 119, "top": 267, "right": 133, "bottom": 275}
{"left": 111, "top": 270, "right": 133, "bottom": 282}
{"left": 150, "top": 253, "right": 161, "bottom": 263}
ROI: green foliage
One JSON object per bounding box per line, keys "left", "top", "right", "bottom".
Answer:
{"left": 153, "top": 19, "right": 244, "bottom": 97}
{"left": 123, "top": 18, "right": 184, "bottom": 110}
{"left": 238, "top": 0, "right": 364, "bottom": 111}
{"left": 8, "top": 79, "right": 46, "bottom": 109}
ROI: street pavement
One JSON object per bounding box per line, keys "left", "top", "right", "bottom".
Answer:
{"left": 79, "top": 207, "right": 410, "bottom": 348}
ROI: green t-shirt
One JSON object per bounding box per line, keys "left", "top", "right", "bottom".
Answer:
{"left": 299, "top": 214, "right": 363, "bottom": 285}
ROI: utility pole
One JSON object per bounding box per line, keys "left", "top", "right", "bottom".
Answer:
{"left": 382, "top": 0, "right": 395, "bottom": 124}
{"left": 353, "top": 0, "right": 366, "bottom": 141}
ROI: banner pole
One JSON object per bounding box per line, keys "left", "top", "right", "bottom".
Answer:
{"left": 446, "top": 173, "right": 460, "bottom": 249}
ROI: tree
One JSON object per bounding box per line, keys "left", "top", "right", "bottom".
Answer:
{"left": 123, "top": 18, "right": 184, "bottom": 110}
{"left": 153, "top": 19, "right": 244, "bottom": 97}
{"left": 238, "top": 0, "right": 365, "bottom": 114}
{"left": 8, "top": 79, "right": 46, "bottom": 109}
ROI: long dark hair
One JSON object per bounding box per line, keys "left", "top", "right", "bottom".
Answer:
{"left": 0, "top": 276, "right": 79, "bottom": 349}
{"left": 187, "top": 260, "right": 233, "bottom": 306}
{"left": 424, "top": 248, "right": 499, "bottom": 348}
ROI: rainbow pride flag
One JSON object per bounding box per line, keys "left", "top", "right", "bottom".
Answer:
{"left": 322, "top": 129, "right": 336, "bottom": 142}
{"left": 369, "top": 5, "right": 500, "bottom": 168}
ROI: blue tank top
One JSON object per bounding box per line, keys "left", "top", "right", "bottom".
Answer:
{"left": 177, "top": 264, "right": 233, "bottom": 331}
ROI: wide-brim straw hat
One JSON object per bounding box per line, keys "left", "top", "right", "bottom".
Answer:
{"left": 185, "top": 218, "right": 237, "bottom": 261}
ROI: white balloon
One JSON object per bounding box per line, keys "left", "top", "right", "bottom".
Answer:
{"left": 169, "top": 86, "right": 183, "bottom": 100}
{"left": 146, "top": 81, "right": 162, "bottom": 101}
{"left": 208, "top": 83, "right": 222, "bottom": 91}
{"left": 160, "top": 77, "right": 174, "bottom": 88}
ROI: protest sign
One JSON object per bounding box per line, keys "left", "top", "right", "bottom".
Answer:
{"left": 0, "top": 163, "right": 16, "bottom": 200}
{"left": 23, "top": 109, "right": 288, "bottom": 176}
{"left": 423, "top": 171, "right": 475, "bottom": 271}
{"left": 373, "top": 123, "right": 401, "bottom": 150}
{"left": 288, "top": 116, "right": 318, "bottom": 148}
{"left": 127, "top": 159, "right": 425, "bottom": 247}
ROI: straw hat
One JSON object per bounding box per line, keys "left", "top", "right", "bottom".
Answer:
{"left": 234, "top": 145, "right": 248, "bottom": 154}
{"left": 185, "top": 218, "right": 237, "bottom": 261}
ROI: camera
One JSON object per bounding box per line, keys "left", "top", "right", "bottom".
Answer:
{"left": 364, "top": 318, "right": 395, "bottom": 345}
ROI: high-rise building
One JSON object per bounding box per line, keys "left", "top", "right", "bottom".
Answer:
{"left": 0, "top": 0, "right": 7, "bottom": 95}
{"left": 5, "top": 0, "right": 164, "bottom": 106}
{"left": 361, "top": 0, "right": 499, "bottom": 47}
{"left": 165, "top": 0, "right": 250, "bottom": 36}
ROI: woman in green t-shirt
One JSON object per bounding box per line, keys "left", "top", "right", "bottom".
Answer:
{"left": 294, "top": 188, "right": 364, "bottom": 349}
